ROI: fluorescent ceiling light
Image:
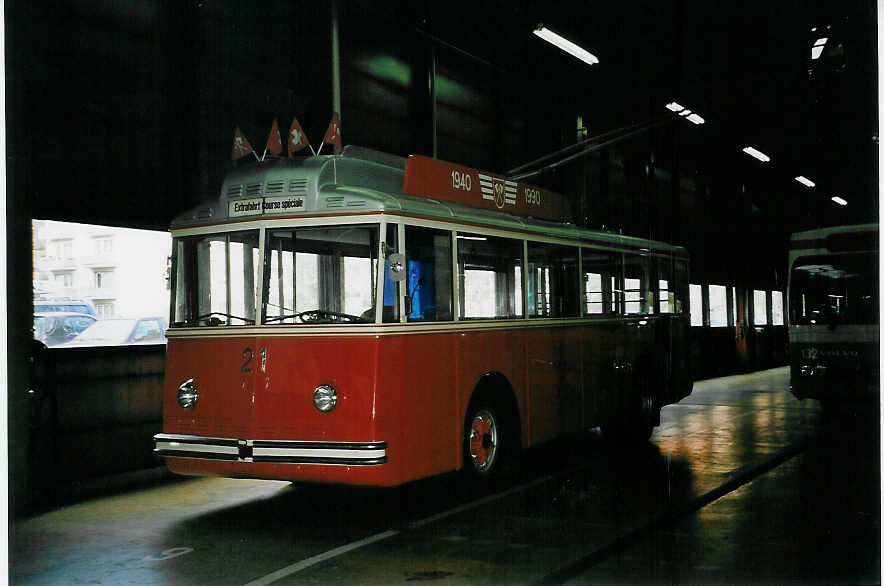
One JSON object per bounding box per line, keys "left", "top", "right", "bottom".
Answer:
{"left": 686, "top": 113, "right": 705, "bottom": 125}
{"left": 742, "top": 146, "right": 770, "bottom": 162}
{"left": 794, "top": 176, "right": 815, "bottom": 187}
{"left": 665, "top": 102, "right": 684, "bottom": 112}
{"left": 678, "top": 109, "right": 692, "bottom": 116}
{"left": 811, "top": 37, "right": 828, "bottom": 60}
{"left": 831, "top": 196, "right": 848, "bottom": 206}
{"left": 457, "top": 235, "right": 487, "bottom": 241}
{"left": 534, "top": 25, "right": 599, "bottom": 65}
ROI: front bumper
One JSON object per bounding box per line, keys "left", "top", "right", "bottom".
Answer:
{"left": 153, "top": 433, "right": 387, "bottom": 465}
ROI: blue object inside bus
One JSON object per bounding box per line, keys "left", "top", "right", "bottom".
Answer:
{"left": 408, "top": 260, "right": 435, "bottom": 320}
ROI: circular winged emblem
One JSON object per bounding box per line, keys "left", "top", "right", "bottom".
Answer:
{"left": 493, "top": 180, "right": 505, "bottom": 208}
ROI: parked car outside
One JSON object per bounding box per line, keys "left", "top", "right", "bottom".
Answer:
{"left": 33, "top": 312, "right": 98, "bottom": 346}
{"left": 34, "top": 298, "right": 97, "bottom": 316}
{"left": 59, "top": 316, "right": 168, "bottom": 347}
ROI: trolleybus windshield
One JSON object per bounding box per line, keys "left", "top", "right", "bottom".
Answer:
{"left": 789, "top": 252, "right": 879, "bottom": 326}
{"left": 262, "top": 224, "right": 380, "bottom": 324}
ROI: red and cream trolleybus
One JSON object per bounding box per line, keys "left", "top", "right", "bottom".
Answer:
{"left": 154, "top": 146, "right": 693, "bottom": 486}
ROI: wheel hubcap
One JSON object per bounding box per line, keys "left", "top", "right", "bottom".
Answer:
{"left": 469, "top": 409, "right": 498, "bottom": 473}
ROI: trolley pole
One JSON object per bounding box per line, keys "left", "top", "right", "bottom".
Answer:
{"left": 330, "top": 0, "right": 342, "bottom": 120}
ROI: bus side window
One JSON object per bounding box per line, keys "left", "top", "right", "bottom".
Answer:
{"left": 624, "top": 253, "right": 653, "bottom": 315}
{"left": 526, "top": 242, "right": 579, "bottom": 318}
{"left": 673, "top": 259, "right": 689, "bottom": 315}
{"left": 405, "top": 226, "right": 453, "bottom": 322}
{"left": 582, "top": 249, "right": 619, "bottom": 315}
{"left": 656, "top": 256, "right": 675, "bottom": 314}
{"left": 457, "top": 233, "right": 523, "bottom": 319}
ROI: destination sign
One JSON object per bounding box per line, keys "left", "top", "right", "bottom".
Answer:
{"left": 228, "top": 195, "right": 307, "bottom": 218}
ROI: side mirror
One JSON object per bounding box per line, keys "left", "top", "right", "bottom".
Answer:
{"left": 387, "top": 253, "right": 406, "bottom": 282}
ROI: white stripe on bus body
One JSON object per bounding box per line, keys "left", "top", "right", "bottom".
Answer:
{"left": 156, "top": 442, "right": 239, "bottom": 455}
{"left": 252, "top": 447, "right": 386, "bottom": 459}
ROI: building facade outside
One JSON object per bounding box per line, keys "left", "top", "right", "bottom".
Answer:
{"left": 33, "top": 220, "right": 171, "bottom": 322}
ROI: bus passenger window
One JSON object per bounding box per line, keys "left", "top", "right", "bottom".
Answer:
{"left": 405, "top": 226, "right": 453, "bottom": 322}
{"left": 582, "top": 249, "right": 620, "bottom": 315}
{"left": 457, "top": 233, "right": 523, "bottom": 319}
{"left": 624, "top": 254, "right": 653, "bottom": 315}
{"left": 527, "top": 242, "right": 578, "bottom": 318}
{"left": 656, "top": 257, "right": 675, "bottom": 314}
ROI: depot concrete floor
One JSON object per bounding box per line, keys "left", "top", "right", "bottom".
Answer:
{"left": 10, "top": 367, "right": 881, "bottom": 585}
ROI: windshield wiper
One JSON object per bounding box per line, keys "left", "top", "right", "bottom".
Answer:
{"left": 187, "top": 312, "right": 256, "bottom": 326}
{"left": 265, "top": 310, "right": 371, "bottom": 324}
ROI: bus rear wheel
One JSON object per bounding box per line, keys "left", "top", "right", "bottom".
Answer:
{"left": 463, "top": 399, "right": 515, "bottom": 482}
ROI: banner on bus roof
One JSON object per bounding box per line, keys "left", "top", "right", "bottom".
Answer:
{"left": 403, "top": 155, "right": 573, "bottom": 223}
{"left": 228, "top": 195, "right": 307, "bottom": 218}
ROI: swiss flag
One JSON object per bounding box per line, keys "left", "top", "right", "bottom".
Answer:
{"left": 231, "top": 126, "right": 255, "bottom": 161}
{"left": 323, "top": 112, "right": 342, "bottom": 155}
{"left": 264, "top": 119, "right": 282, "bottom": 157}
{"left": 287, "top": 116, "right": 310, "bottom": 155}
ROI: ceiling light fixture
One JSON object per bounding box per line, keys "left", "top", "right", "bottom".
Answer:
{"left": 742, "top": 146, "right": 770, "bottom": 162}
{"left": 811, "top": 37, "right": 828, "bottom": 60}
{"left": 534, "top": 25, "right": 599, "bottom": 65}
{"left": 831, "top": 196, "right": 848, "bottom": 206}
{"left": 666, "top": 102, "right": 704, "bottom": 124}
{"left": 795, "top": 176, "right": 815, "bottom": 187}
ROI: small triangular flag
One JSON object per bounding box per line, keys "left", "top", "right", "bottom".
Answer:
{"left": 232, "top": 126, "right": 256, "bottom": 161}
{"left": 322, "top": 112, "right": 342, "bottom": 155}
{"left": 263, "top": 119, "right": 282, "bottom": 158}
{"left": 287, "top": 116, "right": 311, "bottom": 156}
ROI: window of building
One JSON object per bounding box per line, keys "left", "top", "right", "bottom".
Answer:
{"left": 405, "top": 226, "right": 453, "bottom": 322}
{"left": 527, "top": 242, "right": 578, "bottom": 318}
{"left": 771, "top": 290, "right": 784, "bottom": 325}
{"left": 689, "top": 284, "right": 703, "bottom": 326}
{"left": 94, "top": 301, "right": 115, "bottom": 318}
{"left": 753, "top": 289, "right": 768, "bottom": 325}
{"left": 52, "top": 239, "right": 73, "bottom": 259}
{"left": 458, "top": 233, "right": 522, "bottom": 319}
{"left": 582, "top": 249, "right": 620, "bottom": 315}
{"left": 93, "top": 236, "right": 113, "bottom": 255}
{"left": 708, "top": 284, "right": 728, "bottom": 327}
{"left": 53, "top": 271, "right": 74, "bottom": 288}
{"left": 94, "top": 269, "right": 114, "bottom": 289}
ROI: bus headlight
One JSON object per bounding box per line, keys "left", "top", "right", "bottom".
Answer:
{"left": 313, "top": 384, "right": 337, "bottom": 413}
{"left": 177, "top": 378, "right": 198, "bottom": 409}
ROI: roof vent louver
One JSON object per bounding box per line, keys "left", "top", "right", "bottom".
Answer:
{"left": 326, "top": 196, "right": 345, "bottom": 209}
{"left": 226, "top": 184, "right": 243, "bottom": 198}
{"left": 289, "top": 179, "right": 308, "bottom": 195}
{"left": 265, "top": 180, "right": 284, "bottom": 195}
{"left": 245, "top": 183, "right": 262, "bottom": 197}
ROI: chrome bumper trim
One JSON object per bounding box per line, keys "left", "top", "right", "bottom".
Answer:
{"left": 153, "top": 433, "right": 387, "bottom": 465}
